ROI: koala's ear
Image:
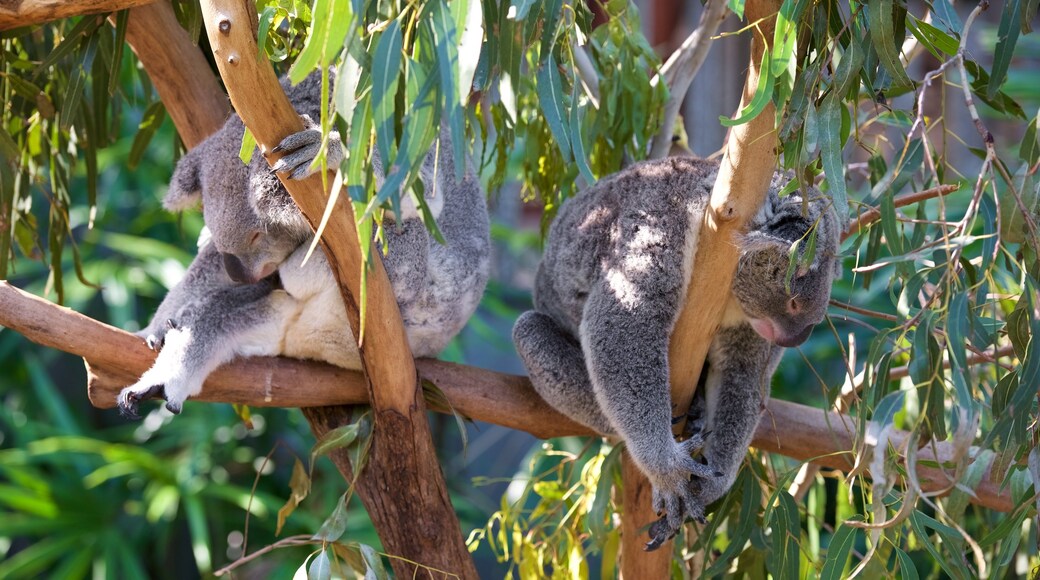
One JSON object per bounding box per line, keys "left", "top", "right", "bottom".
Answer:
{"left": 164, "top": 146, "right": 204, "bottom": 211}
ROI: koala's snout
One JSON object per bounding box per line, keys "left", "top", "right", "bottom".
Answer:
{"left": 221, "top": 253, "right": 253, "bottom": 283}
{"left": 749, "top": 318, "right": 814, "bottom": 347}
{"left": 221, "top": 252, "right": 278, "bottom": 284}
{"left": 774, "top": 324, "right": 814, "bottom": 348}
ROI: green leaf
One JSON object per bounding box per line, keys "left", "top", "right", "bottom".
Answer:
{"left": 313, "top": 493, "right": 350, "bottom": 542}
{"left": 536, "top": 55, "right": 572, "bottom": 162}
{"left": 257, "top": 6, "right": 279, "bottom": 60}
{"left": 1019, "top": 112, "right": 1039, "bottom": 167}
{"left": 867, "top": 0, "right": 913, "bottom": 88}
{"left": 894, "top": 547, "right": 920, "bottom": 580}
{"left": 766, "top": 492, "right": 800, "bottom": 580}
{"left": 989, "top": 0, "right": 1022, "bottom": 100}
{"left": 360, "top": 544, "right": 389, "bottom": 580}
{"left": 429, "top": 0, "right": 466, "bottom": 179}
{"left": 907, "top": 17, "right": 958, "bottom": 57}
{"left": 129, "top": 101, "right": 167, "bottom": 170}
{"left": 310, "top": 423, "right": 361, "bottom": 466}
{"left": 238, "top": 126, "right": 257, "bottom": 165}
{"left": 290, "top": 0, "right": 354, "bottom": 83}
{"left": 372, "top": 19, "right": 403, "bottom": 170}
{"left": 818, "top": 96, "right": 848, "bottom": 219}
{"left": 588, "top": 445, "right": 621, "bottom": 539}
{"left": 820, "top": 518, "right": 862, "bottom": 579}
{"left": 109, "top": 10, "right": 129, "bottom": 96}
{"left": 33, "top": 15, "right": 104, "bottom": 77}
{"left": 569, "top": 70, "right": 594, "bottom": 185}
{"left": 308, "top": 549, "right": 332, "bottom": 580}
{"left": 720, "top": 47, "right": 775, "bottom": 127}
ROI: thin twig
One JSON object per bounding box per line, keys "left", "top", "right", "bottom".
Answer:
{"left": 215, "top": 535, "right": 317, "bottom": 576}
{"left": 844, "top": 184, "right": 960, "bottom": 240}
{"left": 648, "top": 0, "right": 730, "bottom": 159}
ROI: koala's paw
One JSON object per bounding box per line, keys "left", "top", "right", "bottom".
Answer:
{"left": 138, "top": 318, "right": 178, "bottom": 351}
{"left": 643, "top": 436, "right": 717, "bottom": 551}
{"left": 271, "top": 119, "right": 343, "bottom": 180}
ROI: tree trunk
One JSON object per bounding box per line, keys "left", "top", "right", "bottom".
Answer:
{"left": 194, "top": 1, "right": 477, "bottom": 576}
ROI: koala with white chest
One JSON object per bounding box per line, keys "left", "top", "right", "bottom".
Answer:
{"left": 118, "top": 72, "right": 490, "bottom": 417}
{"left": 513, "top": 156, "right": 840, "bottom": 547}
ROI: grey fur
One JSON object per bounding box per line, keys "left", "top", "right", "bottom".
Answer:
{"left": 513, "top": 156, "right": 840, "bottom": 546}
{"left": 119, "top": 72, "right": 490, "bottom": 418}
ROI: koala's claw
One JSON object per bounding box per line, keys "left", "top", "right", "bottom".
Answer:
{"left": 144, "top": 319, "right": 178, "bottom": 351}
{"left": 272, "top": 125, "right": 343, "bottom": 180}
{"left": 645, "top": 516, "right": 679, "bottom": 552}
{"left": 117, "top": 383, "right": 167, "bottom": 419}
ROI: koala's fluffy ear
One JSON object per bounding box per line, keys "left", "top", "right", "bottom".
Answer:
{"left": 164, "top": 146, "right": 205, "bottom": 212}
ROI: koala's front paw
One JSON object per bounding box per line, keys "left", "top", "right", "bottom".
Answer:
{"left": 137, "top": 318, "right": 178, "bottom": 351}
{"left": 643, "top": 435, "right": 717, "bottom": 551}
{"left": 271, "top": 119, "right": 343, "bottom": 180}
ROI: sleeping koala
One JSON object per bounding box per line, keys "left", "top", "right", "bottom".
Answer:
{"left": 512, "top": 156, "right": 841, "bottom": 548}
{"left": 118, "top": 72, "right": 490, "bottom": 417}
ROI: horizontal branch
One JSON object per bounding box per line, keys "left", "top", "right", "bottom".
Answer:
{"left": 0, "top": 0, "right": 156, "bottom": 30}
{"left": 0, "top": 280, "right": 1013, "bottom": 512}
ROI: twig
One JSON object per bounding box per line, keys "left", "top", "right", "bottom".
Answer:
{"left": 570, "top": 37, "right": 600, "bottom": 108}
{"left": 829, "top": 300, "right": 901, "bottom": 322}
{"left": 215, "top": 534, "right": 317, "bottom": 576}
{"left": 648, "top": 0, "right": 730, "bottom": 159}
{"left": 843, "top": 184, "right": 960, "bottom": 240}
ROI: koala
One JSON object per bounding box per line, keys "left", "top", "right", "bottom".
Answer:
{"left": 512, "top": 156, "right": 841, "bottom": 549}
{"left": 118, "top": 72, "right": 491, "bottom": 417}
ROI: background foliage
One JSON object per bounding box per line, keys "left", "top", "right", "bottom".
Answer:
{"left": 1, "top": 0, "right": 1040, "bottom": 577}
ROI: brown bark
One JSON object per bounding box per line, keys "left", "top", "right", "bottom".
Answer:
{"left": 620, "top": 452, "right": 671, "bottom": 579}
{"left": 0, "top": 0, "right": 155, "bottom": 30}
{"left": 122, "top": 1, "right": 230, "bottom": 149}
{"left": 193, "top": 2, "right": 476, "bottom": 577}
{"left": 0, "top": 280, "right": 1015, "bottom": 513}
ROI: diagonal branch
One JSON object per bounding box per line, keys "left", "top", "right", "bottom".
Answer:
{"left": 648, "top": 0, "right": 730, "bottom": 159}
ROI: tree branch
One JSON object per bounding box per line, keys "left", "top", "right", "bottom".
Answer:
{"left": 195, "top": 3, "right": 475, "bottom": 576}
{"left": 0, "top": 280, "right": 1012, "bottom": 512}
{"left": 648, "top": 0, "right": 730, "bottom": 159}
{"left": 0, "top": 0, "right": 156, "bottom": 30}
{"left": 120, "top": 1, "right": 230, "bottom": 149}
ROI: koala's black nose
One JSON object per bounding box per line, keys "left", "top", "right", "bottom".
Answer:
{"left": 221, "top": 252, "right": 252, "bottom": 283}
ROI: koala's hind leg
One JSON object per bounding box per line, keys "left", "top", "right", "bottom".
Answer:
{"left": 512, "top": 311, "right": 614, "bottom": 435}
{"left": 119, "top": 279, "right": 290, "bottom": 418}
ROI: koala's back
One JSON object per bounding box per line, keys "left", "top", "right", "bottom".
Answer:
{"left": 535, "top": 157, "right": 718, "bottom": 335}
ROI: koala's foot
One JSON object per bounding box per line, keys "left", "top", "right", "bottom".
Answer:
{"left": 643, "top": 435, "right": 718, "bottom": 551}
{"left": 118, "top": 328, "right": 200, "bottom": 419}
{"left": 271, "top": 120, "right": 343, "bottom": 180}
{"left": 117, "top": 383, "right": 166, "bottom": 419}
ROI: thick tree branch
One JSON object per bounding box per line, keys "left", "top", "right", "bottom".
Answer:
{"left": 121, "top": 1, "right": 230, "bottom": 148}
{"left": 0, "top": 0, "right": 156, "bottom": 30}
{"left": 195, "top": 2, "right": 475, "bottom": 577}
{"left": 0, "top": 280, "right": 1013, "bottom": 512}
